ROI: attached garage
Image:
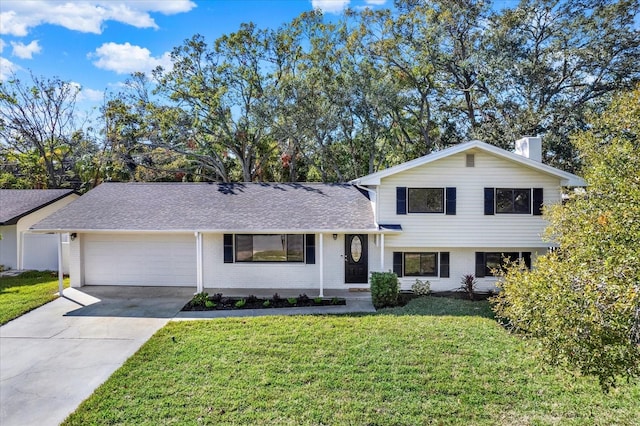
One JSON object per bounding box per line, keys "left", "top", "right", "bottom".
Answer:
{"left": 83, "top": 234, "right": 196, "bottom": 286}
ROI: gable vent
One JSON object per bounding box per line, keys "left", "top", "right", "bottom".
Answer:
{"left": 466, "top": 154, "right": 475, "bottom": 167}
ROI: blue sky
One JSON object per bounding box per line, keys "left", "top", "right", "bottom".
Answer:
{"left": 0, "top": 0, "right": 397, "bottom": 108}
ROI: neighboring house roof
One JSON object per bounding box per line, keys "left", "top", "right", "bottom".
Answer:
{"left": 0, "top": 189, "right": 77, "bottom": 225}
{"left": 351, "top": 140, "right": 587, "bottom": 187}
{"left": 31, "top": 182, "right": 377, "bottom": 233}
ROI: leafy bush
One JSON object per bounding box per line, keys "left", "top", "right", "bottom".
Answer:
{"left": 262, "top": 300, "right": 271, "bottom": 308}
{"left": 192, "top": 292, "right": 209, "bottom": 307}
{"left": 460, "top": 274, "right": 477, "bottom": 300}
{"left": 313, "top": 297, "right": 323, "bottom": 304}
{"left": 205, "top": 300, "right": 216, "bottom": 309}
{"left": 234, "top": 299, "right": 246, "bottom": 308}
{"left": 298, "top": 293, "right": 310, "bottom": 304}
{"left": 211, "top": 293, "right": 223, "bottom": 303}
{"left": 370, "top": 271, "right": 399, "bottom": 309}
{"left": 287, "top": 297, "right": 297, "bottom": 306}
{"left": 411, "top": 279, "right": 431, "bottom": 296}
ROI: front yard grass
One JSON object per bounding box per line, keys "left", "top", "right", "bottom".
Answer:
{"left": 63, "top": 297, "right": 640, "bottom": 425}
{"left": 0, "top": 271, "right": 69, "bottom": 325}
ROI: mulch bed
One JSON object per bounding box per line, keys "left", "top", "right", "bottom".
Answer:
{"left": 183, "top": 293, "right": 346, "bottom": 311}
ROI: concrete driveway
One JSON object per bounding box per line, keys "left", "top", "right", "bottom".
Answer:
{"left": 1, "top": 286, "right": 374, "bottom": 426}
{"left": 0, "top": 287, "right": 192, "bottom": 426}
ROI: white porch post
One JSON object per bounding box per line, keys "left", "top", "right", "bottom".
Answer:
{"left": 57, "top": 233, "right": 64, "bottom": 297}
{"left": 380, "top": 233, "right": 385, "bottom": 271}
{"left": 195, "top": 232, "right": 204, "bottom": 293}
{"left": 318, "top": 233, "right": 324, "bottom": 298}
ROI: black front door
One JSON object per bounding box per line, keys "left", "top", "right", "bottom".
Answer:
{"left": 345, "top": 234, "right": 368, "bottom": 283}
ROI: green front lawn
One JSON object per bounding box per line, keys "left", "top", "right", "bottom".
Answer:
{"left": 63, "top": 297, "right": 640, "bottom": 425}
{"left": 0, "top": 271, "right": 69, "bottom": 325}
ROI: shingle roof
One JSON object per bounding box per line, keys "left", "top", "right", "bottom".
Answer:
{"left": 0, "top": 189, "right": 76, "bottom": 225}
{"left": 31, "top": 182, "right": 376, "bottom": 232}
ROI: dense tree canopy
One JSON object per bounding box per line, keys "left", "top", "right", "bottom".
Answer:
{"left": 1, "top": 0, "right": 638, "bottom": 188}
{"left": 493, "top": 86, "right": 640, "bottom": 390}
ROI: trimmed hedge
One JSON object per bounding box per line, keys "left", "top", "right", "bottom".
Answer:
{"left": 370, "top": 271, "right": 399, "bottom": 309}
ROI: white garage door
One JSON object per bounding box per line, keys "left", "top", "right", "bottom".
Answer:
{"left": 84, "top": 234, "right": 196, "bottom": 286}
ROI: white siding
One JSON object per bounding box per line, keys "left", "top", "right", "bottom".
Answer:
{"left": 22, "top": 233, "right": 59, "bottom": 270}
{"left": 16, "top": 194, "right": 78, "bottom": 270}
{"left": 202, "top": 233, "right": 376, "bottom": 291}
{"left": 377, "top": 151, "right": 562, "bottom": 248}
{"left": 386, "top": 247, "right": 547, "bottom": 292}
{"left": 83, "top": 233, "right": 196, "bottom": 286}
{"left": 0, "top": 225, "right": 17, "bottom": 270}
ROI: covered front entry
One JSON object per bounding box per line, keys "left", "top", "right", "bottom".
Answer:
{"left": 83, "top": 234, "right": 196, "bottom": 286}
{"left": 345, "top": 234, "right": 368, "bottom": 283}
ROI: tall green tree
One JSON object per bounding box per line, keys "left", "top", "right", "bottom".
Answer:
{"left": 0, "top": 73, "right": 86, "bottom": 188}
{"left": 493, "top": 86, "right": 640, "bottom": 390}
{"left": 478, "top": 0, "right": 640, "bottom": 170}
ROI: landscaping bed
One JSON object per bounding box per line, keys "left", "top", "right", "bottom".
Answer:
{"left": 182, "top": 292, "right": 346, "bottom": 311}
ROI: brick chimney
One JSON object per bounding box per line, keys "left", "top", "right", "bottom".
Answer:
{"left": 514, "top": 136, "right": 542, "bottom": 162}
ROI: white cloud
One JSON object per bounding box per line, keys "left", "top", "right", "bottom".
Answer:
{"left": 78, "top": 87, "right": 104, "bottom": 102}
{"left": 364, "top": 0, "right": 387, "bottom": 5}
{"left": 311, "top": 0, "right": 351, "bottom": 14}
{"left": 0, "top": 1, "right": 196, "bottom": 36}
{"left": 90, "top": 42, "right": 172, "bottom": 75}
{"left": 0, "top": 39, "right": 5, "bottom": 53}
{"left": 11, "top": 40, "right": 41, "bottom": 59}
{"left": 0, "top": 56, "right": 20, "bottom": 80}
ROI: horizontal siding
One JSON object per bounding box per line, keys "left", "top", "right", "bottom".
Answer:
{"left": 378, "top": 151, "right": 562, "bottom": 247}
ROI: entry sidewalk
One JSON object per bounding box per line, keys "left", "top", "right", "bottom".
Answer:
{"left": 0, "top": 286, "right": 375, "bottom": 426}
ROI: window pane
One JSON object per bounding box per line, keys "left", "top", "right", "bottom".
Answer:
{"left": 496, "top": 189, "right": 531, "bottom": 213}
{"left": 235, "top": 235, "right": 253, "bottom": 262}
{"left": 404, "top": 252, "right": 437, "bottom": 276}
{"left": 485, "top": 252, "right": 520, "bottom": 276}
{"left": 495, "top": 189, "right": 513, "bottom": 213}
{"left": 420, "top": 253, "right": 437, "bottom": 275}
{"left": 287, "top": 234, "right": 304, "bottom": 262}
{"left": 513, "top": 189, "right": 531, "bottom": 213}
{"left": 404, "top": 253, "right": 421, "bottom": 276}
{"left": 408, "top": 188, "right": 444, "bottom": 213}
{"left": 252, "top": 235, "right": 287, "bottom": 261}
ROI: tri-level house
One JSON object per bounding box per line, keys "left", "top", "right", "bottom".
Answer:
{"left": 32, "top": 137, "right": 585, "bottom": 294}
{"left": 351, "top": 137, "right": 585, "bottom": 291}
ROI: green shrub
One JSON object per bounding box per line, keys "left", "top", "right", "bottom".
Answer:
{"left": 262, "top": 300, "right": 271, "bottom": 308}
{"left": 234, "top": 299, "right": 246, "bottom": 308}
{"left": 192, "top": 292, "right": 209, "bottom": 307}
{"left": 370, "top": 271, "right": 399, "bottom": 309}
{"left": 287, "top": 297, "right": 297, "bottom": 306}
{"left": 205, "top": 300, "right": 216, "bottom": 309}
{"left": 411, "top": 279, "right": 431, "bottom": 296}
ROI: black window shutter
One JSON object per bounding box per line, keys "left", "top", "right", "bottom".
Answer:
{"left": 223, "top": 234, "right": 233, "bottom": 263}
{"left": 440, "top": 252, "right": 450, "bottom": 278}
{"left": 445, "top": 187, "right": 456, "bottom": 215}
{"left": 484, "top": 188, "right": 495, "bottom": 215}
{"left": 522, "top": 252, "right": 532, "bottom": 269}
{"left": 393, "top": 252, "right": 403, "bottom": 277}
{"left": 305, "top": 234, "right": 315, "bottom": 264}
{"left": 475, "top": 252, "right": 486, "bottom": 278}
{"left": 533, "top": 188, "right": 544, "bottom": 215}
{"left": 396, "top": 187, "right": 407, "bottom": 215}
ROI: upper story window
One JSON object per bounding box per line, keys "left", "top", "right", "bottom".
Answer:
{"left": 235, "top": 234, "right": 304, "bottom": 262}
{"left": 484, "top": 187, "right": 543, "bottom": 216}
{"left": 397, "top": 187, "right": 456, "bottom": 215}
{"left": 408, "top": 188, "right": 444, "bottom": 213}
{"left": 496, "top": 188, "right": 531, "bottom": 214}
